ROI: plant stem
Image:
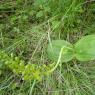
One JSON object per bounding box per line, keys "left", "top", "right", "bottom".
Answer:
{"left": 29, "top": 80, "right": 36, "bottom": 95}
{"left": 48, "top": 47, "right": 65, "bottom": 73}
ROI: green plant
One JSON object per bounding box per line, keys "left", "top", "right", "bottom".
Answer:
{"left": 1, "top": 34, "right": 94, "bottom": 81}
{"left": 0, "top": 51, "right": 54, "bottom": 81}
{"left": 47, "top": 35, "right": 95, "bottom": 62}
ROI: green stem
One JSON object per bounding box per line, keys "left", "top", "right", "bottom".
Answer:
{"left": 29, "top": 80, "right": 36, "bottom": 95}
{"left": 48, "top": 46, "right": 65, "bottom": 73}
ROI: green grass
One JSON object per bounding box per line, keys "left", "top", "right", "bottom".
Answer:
{"left": 0, "top": 0, "right": 95, "bottom": 95}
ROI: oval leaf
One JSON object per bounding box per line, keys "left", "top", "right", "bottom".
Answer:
{"left": 47, "top": 40, "right": 74, "bottom": 62}
{"left": 75, "top": 35, "right": 95, "bottom": 61}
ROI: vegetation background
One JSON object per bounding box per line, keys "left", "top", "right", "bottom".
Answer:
{"left": 0, "top": 0, "right": 95, "bottom": 95}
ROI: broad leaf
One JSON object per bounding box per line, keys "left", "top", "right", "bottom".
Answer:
{"left": 47, "top": 40, "right": 74, "bottom": 62}
{"left": 75, "top": 35, "right": 95, "bottom": 61}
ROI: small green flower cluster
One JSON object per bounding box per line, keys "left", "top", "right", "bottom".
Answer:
{"left": 0, "top": 51, "right": 54, "bottom": 81}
